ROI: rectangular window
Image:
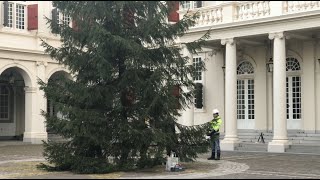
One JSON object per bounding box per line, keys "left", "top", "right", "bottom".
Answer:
{"left": 8, "top": 3, "right": 14, "bottom": 28}
{"left": 193, "top": 56, "right": 204, "bottom": 109}
{"left": 0, "top": 86, "right": 9, "bottom": 121}
{"left": 4, "top": 2, "right": 28, "bottom": 30}
{"left": 181, "top": 1, "right": 201, "bottom": 9}
{"left": 181, "top": 1, "right": 191, "bottom": 9}
{"left": 56, "top": 9, "right": 71, "bottom": 26}
{"left": 16, "top": 4, "right": 25, "bottom": 29}
{"left": 62, "top": 14, "right": 71, "bottom": 25}
{"left": 193, "top": 57, "right": 202, "bottom": 81}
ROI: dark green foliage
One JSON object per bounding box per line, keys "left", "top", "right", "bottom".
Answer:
{"left": 39, "top": 1, "right": 211, "bottom": 174}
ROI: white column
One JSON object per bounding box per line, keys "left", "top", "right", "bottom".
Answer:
{"left": 23, "top": 61, "right": 48, "bottom": 144}
{"left": 36, "top": 61, "right": 48, "bottom": 141}
{"left": 268, "top": 32, "right": 290, "bottom": 152}
{"left": 220, "top": 38, "right": 239, "bottom": 151}
{"left": 23, "top": 87, "right": 37, "bottom": 143}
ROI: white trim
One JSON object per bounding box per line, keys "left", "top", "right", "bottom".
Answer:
{"left": 192, "top": 55, "right": 205, "bottom": 110}
{"left": 0, "top": 63, "right": 34, "bottom": 87}
{"left": 189, "top": 10, "right": 320, "bottom": 33}
{"left": 192, "top": 55, "right": 203, "bottom": 82}
{"left": 180, "top": 11, "right": 320, "bottom": 43}
{"left": 238, "top": 54, "right": 257, "bottom": 69}
{"left": 46, "top": 68, "right": 72, "bottom": 83}
{"left": 2, "top": 1, "right": 29, "bottom": 31}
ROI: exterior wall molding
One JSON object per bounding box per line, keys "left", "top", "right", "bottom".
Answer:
{"left": 221, "top": 38, "right": 236, "bottom": 46}
{"left": 187, "top": 9, "right": 320, "bottom": 33}
{"left": 268, "top": 32, "right": 284, "bottom": 40}
{"left": 36, "top": 61, "right": 48, "bottom": 67}
{"left": 46, "top": 67, "right": 72, "bottom": 83}
{"left": 0, "top": 63, "right": 35, "bottom": 87}
{"left": 268, "top": 32, "right": 291, "bottom": 40}
{"left": 286, "top": 49, "right": 303, "bottom": 63}
{"left": 181, "top": 12, "right": 320, "bottom": 44}
{"left": 237, "top": 53, "right": 257, "bottom": 70}
{"left": 24, "top": 87, "right": 37, "bottom": 93}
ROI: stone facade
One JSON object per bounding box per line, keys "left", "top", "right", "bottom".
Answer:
{"left": 177, "top": 1, "right": 320, "bottom": 152}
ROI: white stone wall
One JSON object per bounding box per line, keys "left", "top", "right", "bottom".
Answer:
{"left": 0, "top": 1, "right": 320, "bottom": 144}
{"left": 177, "top": 38, "right": 320, "bottom": 134}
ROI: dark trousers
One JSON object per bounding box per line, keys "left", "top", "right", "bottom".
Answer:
{"left": 212, "top": 138, "right": 220, "bottom": 153}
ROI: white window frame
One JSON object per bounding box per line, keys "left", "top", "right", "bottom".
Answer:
{"left": 285, "top": 57, "right": 302, "bottom": 130}
{"left": 192, "top": 55, "right": 205, "bottom": 111}
{"left": 57, "top": 9, "right": 71, "bottom": 27}
{"left": 192, "top": 56, "right": 203, "bottom": 82}
{"left": 180, "top": 1, "right": 199, "bottom": 10}
{"left": 236, "top": 60, "right": 255, "bottom": 129}
{"left": 3, "top": 1, "right": 29, "bottom": 31}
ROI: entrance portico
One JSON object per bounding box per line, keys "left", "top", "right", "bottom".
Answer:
{"left": 178, "top": 23, "right": 320, "bottom": 152}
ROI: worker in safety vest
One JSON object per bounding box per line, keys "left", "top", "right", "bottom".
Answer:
{"left": 207, "top": 109, "right": 222, "bottom": 160}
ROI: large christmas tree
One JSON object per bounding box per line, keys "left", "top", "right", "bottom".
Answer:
{"left": 38, "top": 1, "right": 211, "bottom": 174}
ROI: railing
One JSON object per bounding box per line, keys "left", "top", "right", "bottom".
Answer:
{"left": 284, "top": 1, "right": 320, "bottom": 14}
{"left": 235, "top": 1, "right": 270, "bottom": 21}
{"left": 194, "top": 7, "right": 223, "bottom": 26}
{"left": 178, "top": 1, "right": 320, "bottom": 29}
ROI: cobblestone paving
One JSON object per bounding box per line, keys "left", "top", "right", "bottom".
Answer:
{"left": 198, "top": 151, "right": 320, "bottom": 179}
{"left": 0, "top": 142, "right": 319, "bottom": 179}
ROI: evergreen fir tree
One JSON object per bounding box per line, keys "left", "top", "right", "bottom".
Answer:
{"left": 38, "top": 1, "right": 212, "bottom": 174}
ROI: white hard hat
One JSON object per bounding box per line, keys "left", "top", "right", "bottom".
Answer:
{"left": 212, "top": 109, "right": 219, "bottom": 114}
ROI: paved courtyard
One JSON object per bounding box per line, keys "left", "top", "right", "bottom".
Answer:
{"left": 0, "top": 141, "right": 319, "bottom": 179}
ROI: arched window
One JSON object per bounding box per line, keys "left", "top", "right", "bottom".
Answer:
{"left": 286, "top": 57, "right": 301, "bottom": 129}
{"left": 237, "top": 61, "right": 254, "bottom": 75}
{"left": 236, "top": 61, "right": 255, "bottom": 129}
{"left": 286, "top": 57, "right": 300, "bottom": 71}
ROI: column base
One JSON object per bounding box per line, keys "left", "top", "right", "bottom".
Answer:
{"left": 23, "top": 132, "right": 48, "bottom": 144}
{"left": 220, "top": 138, "right": 240, "bottom": 151}
{"left": 268, "top": 140, "right": 291, "bottom": 153}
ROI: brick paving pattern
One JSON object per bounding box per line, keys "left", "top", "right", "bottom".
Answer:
{"left": 0, "top": 141, "right": 319, "bottom": 179}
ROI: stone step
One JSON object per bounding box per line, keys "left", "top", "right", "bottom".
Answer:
{"left": 289, "top": 144, "right": 320, "bottom": 148}
{"left": 237, "top": 132, "right": 260, "bottom": 136}
{"left": 238, "top": 143, "right": 268, "bottom": 147}
{"left": 236, "top": 132, "right": 320, "bottom": 145}
{"left": 235, "top": 142, "right": 268, "bottom": 152}
{"left": 286, "top": 145, "right": 320, "bottom": 154}
{"left": 299, "top": 140, "right": 320, "bottom": 144}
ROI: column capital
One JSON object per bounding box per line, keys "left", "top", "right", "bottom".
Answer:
{"left": 268, "top": 32, "right": 290, "bottom": 40}
{"left": 24, "top": 87, "right": 37, "bottom": 93}
{"left": 221, "top": 38, "right": 236, "bottom": 46}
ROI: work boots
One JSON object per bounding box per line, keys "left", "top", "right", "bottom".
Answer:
{"left": 216, "top": 150, "right": 221, "bottom": 160}
{"left": 207, "top": 151, "right": 215, "bottom": 160}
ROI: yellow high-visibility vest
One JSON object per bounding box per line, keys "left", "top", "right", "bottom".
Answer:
{"left": 210, "top": 116, "right": 222, "bottom": 131}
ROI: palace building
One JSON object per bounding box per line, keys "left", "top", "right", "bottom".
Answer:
{"left": 0, "top": 1, "right": 320, "bottom": 153}
{"left": 174, "top": 1, "right": 320, "bottom": 152}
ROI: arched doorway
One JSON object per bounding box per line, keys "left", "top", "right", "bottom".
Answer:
{"left": 0, "top": 67, "right": 28, "bottom": 140}
{"left": 237, "top": 61, "right": 255, "bottom": 129}
{"left": 286, "top": 57, "right": 301, "bottom": 130}
{"left": 46, "top": 70, "right": 72, "bottom": 133}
